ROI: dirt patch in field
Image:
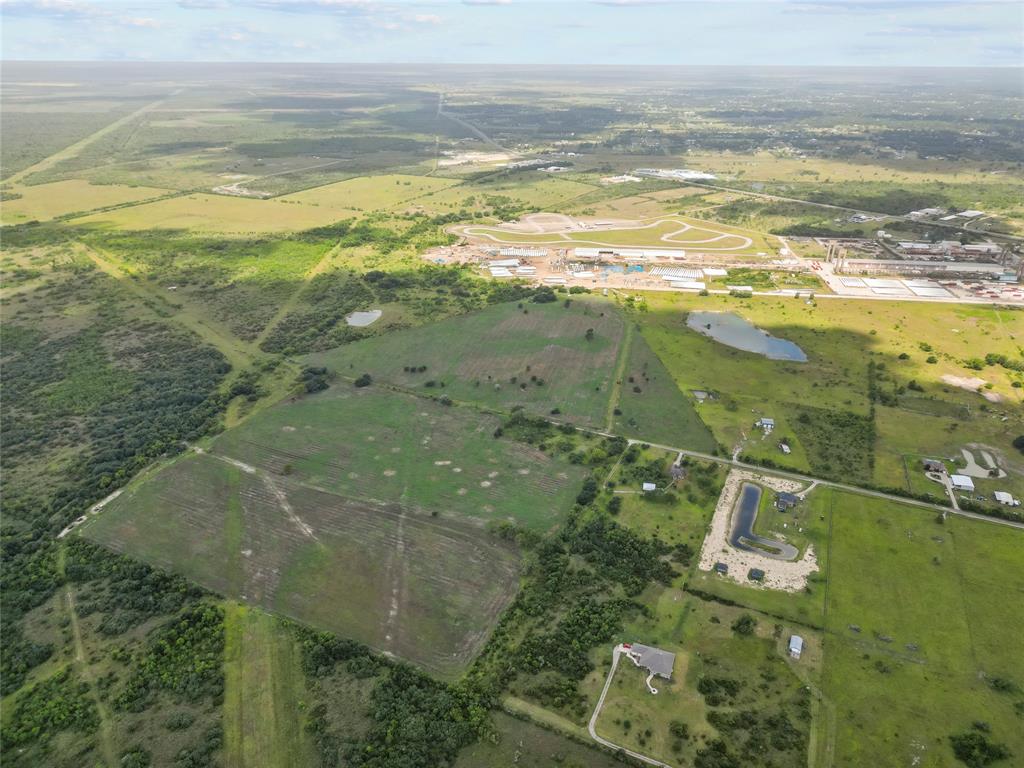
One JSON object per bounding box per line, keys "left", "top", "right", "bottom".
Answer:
{"left": 941, "top": 374, "right": 1002, "bottom": 402}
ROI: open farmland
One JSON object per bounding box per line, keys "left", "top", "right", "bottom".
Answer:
{"left": 0, "top": 180, "right": 171, "bottom": 224}
{"left": 82, "top": 449, "right": 522, "bottom": 679}
{"left": 611, "top": 330, "right": 718, "bottom": 451}
{"left": 80, "top": 383, "right": 587, "bottom": 677}
{"left": 279, "top": 173, "right": 459, "bottom": 212}
{"left": 72, "top": 193, "right": 361, "bottom": 234}
{"left": 307, "top": 297, "right": 626, "bottom": 429}
{"left": 211, "top": 385, "right": 585, "bottom": 529}
{"left": 821, "top": 491, "right": 1024, "bottom": 767}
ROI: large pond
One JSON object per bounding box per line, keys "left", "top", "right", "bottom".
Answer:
{"left": 687, "top": 311, "right": 807, "bottom": 362}
{"left": 729, "top": 482, "right": 798, "bottom": 560}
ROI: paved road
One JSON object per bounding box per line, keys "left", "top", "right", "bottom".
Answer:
{"left": 588, "top": 645, "right": 675, "bottom": 768}
{"left": 579, "top": 428, "right": 1024, "bottom": 531}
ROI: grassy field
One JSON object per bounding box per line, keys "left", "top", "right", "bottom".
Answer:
{"left": 73, "top": 193, "right": 360, "bottom": 234}
{"left": 411, "top": 174, "right": 596, "bottom": 214}
{"left": 279, "top": 173, "right": 458, "bottom": 212}
{"left": 636, "top": 292, "right": 1024, "bottom": 487}
{"left": 81, "top": 448, "right": 523, "bottom": 679}
{"left": 821, "top": 491, "right": 1024, "bottom": 768}
{"left": 0, "top": 180, "right": 171, "bottom": 224}
{"left": 306, "top": 297, "right": 626, "bottom": 429}
{"left": 223, "top": 603, "right": 314, "bottom": 768}
{"left": 582, "top": 590, "right": 814, "bottom": 768}
{"left": 611, "top": 328, "right": 718, "bottom": 452}
{"left": 210, "top": 384, "right": 586, "bottom": 529}
{"left": 455, "top": 711, "right": 624, "bottom": 768}
{"left": 81, "top": 383, "right": 587, "bottom": 677}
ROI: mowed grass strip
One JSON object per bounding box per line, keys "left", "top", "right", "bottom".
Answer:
{"left": 82, "top": 450, "right": 522, "bottom": 678}
{"left": 823, "top": 491, "right": 1024, "bottom": 767}
{"left": 307, "top": 298, "right": 624, "bottom": 429}
{"left": 223, "top": 603, "right": 314, "bottom": 768}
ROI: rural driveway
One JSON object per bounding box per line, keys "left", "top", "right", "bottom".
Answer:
{"left": 578, "top": 429, "right": 1024, "bottom": 531}
{"left": 588, "top": 644, "right": 675, "bottom": 768}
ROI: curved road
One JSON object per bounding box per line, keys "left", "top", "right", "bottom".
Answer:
{"left": 588, "top": 645, "right": 675, "bottom": 768}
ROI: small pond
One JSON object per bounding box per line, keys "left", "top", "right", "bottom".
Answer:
{"left": 687, "top": 311, "right": 807, "bottom": 362}
{"left": 729, "top": 482, "right": 798, "bottom": 560}
{"left": 345, "top": 309, "right": 383, "bottom": 327}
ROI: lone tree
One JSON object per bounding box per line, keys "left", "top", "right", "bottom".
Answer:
{"left": 731, "top": 614, "right": 757, "bottom": 636}
{"left": 354, "top": 373, "right": 372, "bottom": 388}
{"left": 585, "top": 328, "right": 595, "bottom": 341}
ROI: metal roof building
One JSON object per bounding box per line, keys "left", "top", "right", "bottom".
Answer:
{"left": 789, "top": 635, "right": 804, "bottom": 659}
{"left": 951, "top": 474, "right": 975, "bottom": 492}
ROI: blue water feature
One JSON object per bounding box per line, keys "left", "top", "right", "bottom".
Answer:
{"left": 729, "top": 482, "right": 799, "bottom": 560}
{"left": 686, "top": 311, "right": 807, "bottom": 362}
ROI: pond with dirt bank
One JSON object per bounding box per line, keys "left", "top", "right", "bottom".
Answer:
{"left": 729, "top": 482, "right": 799, "bottom": 560}
{"left": 687, "top": 311, "right": 807, "bottom": 362}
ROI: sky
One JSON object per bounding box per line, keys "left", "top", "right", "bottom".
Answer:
{"left": 1, "top": 0, "right": 1021, "bottom": 66}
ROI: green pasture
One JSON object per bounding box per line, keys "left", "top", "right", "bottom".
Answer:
{"left": 306, "top": 297, "right": 625, "bottom": 429}
{"left": 73, "top": 193, "right": 360, "bottom": 235}
{"left": 612, "top": 328, "right": 718, "bottom": 451}
{"left": 822, "top": 491, "right": 1024, "bottom": 767}
{"left": 211, "top": 384, "right": 586, "bottom": 530}
{"left": 223, "top": 603, "right": 314, "bottom": 768}
{"left": 0, "top": 180, "right": 171, "bottom": 224}
{"left": 279, "top": 174, "right": 458, "bottom": 212}
{"left": 81, "top": 448, "right": 523, "bottom": 679}
{"left": 636, "top": 292, "right": 1024, "bottom": 485}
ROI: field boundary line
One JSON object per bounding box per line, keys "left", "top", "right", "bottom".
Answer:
{"left": 5, "top": 93, "right": 175, "bottom": 186}
{"left": 253, "top": 239, "right": 345, "bottom": 349}
{"left": 58, "top": 546, "right": 118, "bottom": 768}
{"left": 606, "top": 320, "right": 634, "bottom": 432}
{"left": 80, "top": 242, "right": 258, "bottom": 371}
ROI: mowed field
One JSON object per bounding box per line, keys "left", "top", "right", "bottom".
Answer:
{"left": 279, "top": 173, "right": 459, "bottom": 212}
{"left": 212, "top": 385, "right": 585, "bottom": 530}
{"left": 457, "top": 215, "right": 760, "bottom": 252}
{"left": 82, "top": 450, "right": 521, "bottom": 678}
{"left": 72, "top": 193, "right": 361, "bottom": 234}
{"left": 0, "top": 180, "right": 171, "bottom": 224}
{"left": 821, "top": 491, "right": 1024, "bottom": 767}
{"left": 307, "top": 298, "right": 626, "bottom": 429}
{"left": 81, "top": 385, "right": 586, "bottom": 677}
{"left": 612, "top": 330, "right": 718, "bottom": 452}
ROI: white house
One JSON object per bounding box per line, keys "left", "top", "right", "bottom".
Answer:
{"left": 789, "top": 635, "right": 804, "bottom": 659}
{"left": 642, "top": 482, "right": 657, "bottom": 492}
{"left": 951, "top": 475, "right": 975, "bottom": 492}
{"left": 994, "top": 491, "right": 1020, "bottom": 507}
